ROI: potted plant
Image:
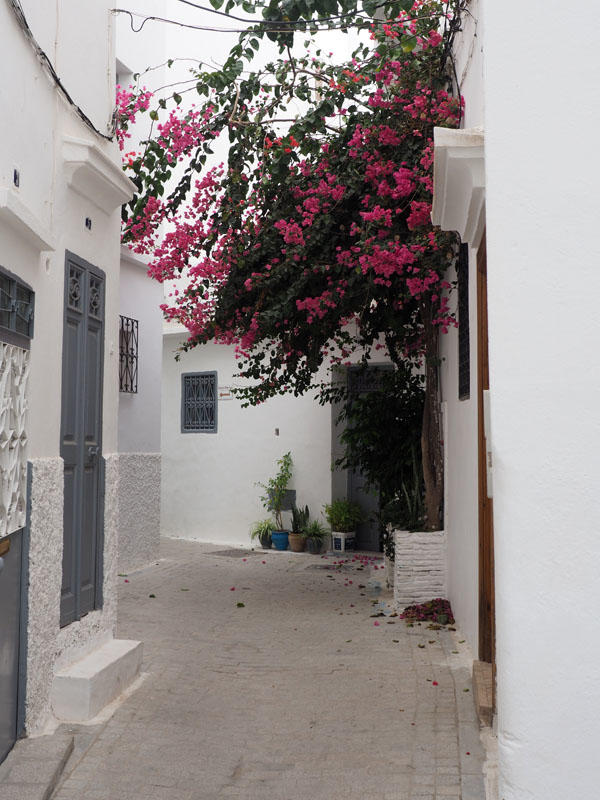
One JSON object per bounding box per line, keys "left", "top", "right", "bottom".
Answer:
{"left": 249, "top": 519, "right": 274, "bottom": 550}
{"left": 323, "top": 499, "right": 363, "bottom": 553}
{"left": 304, "top": 520, "right": 329, "bottom": 555}
{"left": 289, "top": 504, "right": 310, "bottom": 553}
{"left": 258, "top": 451, "right": 293, "bottom": 550}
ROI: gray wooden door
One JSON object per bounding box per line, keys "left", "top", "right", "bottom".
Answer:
{"left": 60, "top": 253, "right": 105, "bottom": 627}
{"left": 0, "top": 532, "right": 23, "bottom": 763}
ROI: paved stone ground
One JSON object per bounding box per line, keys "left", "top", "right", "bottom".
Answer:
{"left": 51, "top": 538, "right": 485, "bottom": 800}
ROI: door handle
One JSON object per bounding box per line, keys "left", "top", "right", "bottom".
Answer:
{"left": 0, "top": 557, "right": 4, "bottom": 575}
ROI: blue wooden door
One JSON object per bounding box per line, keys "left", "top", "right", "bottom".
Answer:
{"left": 60, "top": 253, "right": 105, "bottom": 627}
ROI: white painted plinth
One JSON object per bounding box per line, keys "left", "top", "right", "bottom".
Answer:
{"left": 394, "top": 529, "right": 447, "bottom": 606}
{"left": 51, "top": 639, "right": 143, "bottom": 722}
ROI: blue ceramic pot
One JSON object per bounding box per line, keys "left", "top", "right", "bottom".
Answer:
{"left": 271, "top": 530, "right": 289, "bottom": 551}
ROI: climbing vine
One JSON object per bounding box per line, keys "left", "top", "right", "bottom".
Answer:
{"left": 117, "top": 0, "right": 464, "bottom": 529}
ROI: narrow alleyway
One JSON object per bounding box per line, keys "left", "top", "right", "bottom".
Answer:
{"left": 51, "top": 539, "right": 485, "bottom": 800}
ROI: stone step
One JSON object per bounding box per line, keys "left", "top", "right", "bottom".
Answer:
{"left": 51, "top": 639, "right": 143, "bottom": 722}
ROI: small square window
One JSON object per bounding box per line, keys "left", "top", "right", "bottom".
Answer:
{"left": 181, "top": 372, "right": 217, "bottom": 433}
{"left": 119, "top": 315, "right": 138, "bottom": 393}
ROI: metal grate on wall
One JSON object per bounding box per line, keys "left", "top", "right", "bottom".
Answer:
{"left": 181, "top": 372, "right": 217, "bottom": 433}
{"left": 119, "top": 315, "right": 138, "bottom": 393}
{"left": 0, "top": 266, "right": 34, "bottom": 349}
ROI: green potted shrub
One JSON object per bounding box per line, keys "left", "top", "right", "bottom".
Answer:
{"left": 249, "top": 519, "right": 274, "bottom": 550}
{"left": 258, "top": 452, "right": 293, "bottom": 550}
{"left": 289, "top": 504, "right": 309, "bottom": 553}
{"left": 304, "top": 520, "right": 329, "bottom": 555}
{"left": 323, "top": 499, "right": 363, "bottom": 553}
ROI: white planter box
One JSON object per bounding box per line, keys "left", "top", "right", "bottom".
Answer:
{"left": 393, "top": 529, "right": 447, "bottom": 607}
{"left": 331, "top": 530, "right": 355, "bottom": 552}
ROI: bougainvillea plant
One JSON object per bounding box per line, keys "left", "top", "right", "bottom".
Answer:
{"left": 117, "top": 0, "right": 464, "bottom": 530}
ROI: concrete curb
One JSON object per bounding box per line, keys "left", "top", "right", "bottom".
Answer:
{"left": 0, "top": 733, "right": 74, "bottom": 800}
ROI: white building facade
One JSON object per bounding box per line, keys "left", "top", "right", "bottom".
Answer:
{"left": 115, "top": 6, "right": 166, "bottom": 573}
{"left": 434, "top": 1, "right": 600, "bottom": 797}
{"left": 0, "top": 0, "right": 149, "bottom": 752}
{"left": 161, "top": 331, "right": 334, "bottom": 546}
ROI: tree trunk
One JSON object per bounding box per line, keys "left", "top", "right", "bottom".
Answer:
{"left": 420, "top": 302, "right": 444, "bottom": 530}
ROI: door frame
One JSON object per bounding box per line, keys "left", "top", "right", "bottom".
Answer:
{"left": 60, "top": 251, "right": 105, "bottom": 627}
{"left": 477, "top": 233, "right": 496, "bottom": 675}
{"left": 345, "top": 363, "right": 394, "bottom": 551}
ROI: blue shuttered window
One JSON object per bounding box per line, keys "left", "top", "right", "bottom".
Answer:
{"left": 181, "top": 372, "right": 218, "bottom": 433}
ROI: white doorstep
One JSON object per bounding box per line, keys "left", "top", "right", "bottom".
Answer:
{"left": 51, "top": 639, "right": 143, "bottom": 722}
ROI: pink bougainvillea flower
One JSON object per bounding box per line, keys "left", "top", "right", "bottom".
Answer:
{"left": 432, "top": 681, "right": 438, "bottom": 686}
{"left": 230, "top": 587, "right": 235, "bottom": 591}
{"left": 374, "top": 621, "right": 380, "bottom": 626}
{"left": 262, "top": 560, "right": 266, "bottom": 564}
{"left": 124, "top": 579, "right": 129, "bottom": 583}
{"left": 242, "top": 558, "right": 247, "bottom": 562}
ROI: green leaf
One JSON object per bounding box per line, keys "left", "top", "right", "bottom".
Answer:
{"left": 173, "top": 92, "right": 182, "bottom": 105}
{"left": 149, "top": 109, "right": 158, "bottom": 121}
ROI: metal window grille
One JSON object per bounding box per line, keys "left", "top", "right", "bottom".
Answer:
{"left": 181, "top": 372, "right": 217, "bottom": 433}
{"left": 119, "top": 315, "right": 138, "bottom": 393}
{"left": 0, "top": 266, "right": 34, "bottom": 348}
{"left": 457, "top": 244, "right": 470, "bottom": 400}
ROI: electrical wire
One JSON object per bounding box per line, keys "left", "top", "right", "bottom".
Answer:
{"left": 114, "top": 9, "right": 379, "bottom": 33}
{"left": 172, "top": 0, "right": 380, "bottom": 25}
{"left": 5, "top": 0, "right": 115, "bottom": 140}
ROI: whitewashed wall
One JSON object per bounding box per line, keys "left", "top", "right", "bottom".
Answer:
{"left": 162, "top": 332, "right": 332, "bottom": 545}
{"left": 117, "top": 249, "right": 163, "bottom": 571}
{"left": 0, "top": 0, "right": 132, "bottom": 732}
{"left": 118, "top": 249, "right": 163, "bottom": 453}
{"left": 438, "top": 0, "right": 484, "bottom": 657}
{"left": 484, "top": 2, "right": 600, "bottom": 798}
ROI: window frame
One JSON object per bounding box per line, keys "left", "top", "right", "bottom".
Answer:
{"left": 119, "top": 315, "right": 138, "bottom": 394}
{"left": 0, "top": 265, "right": 35, "bottom": 349}
{"left": 457, "top": 243, "right": 470, "bottom": 401}
{"left": 180, "top": 371, "right": 218, "bottom": 434}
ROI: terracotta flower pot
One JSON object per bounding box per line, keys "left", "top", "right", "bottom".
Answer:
{"left": 288, "top": 532, "right": 306, "bottom": 552}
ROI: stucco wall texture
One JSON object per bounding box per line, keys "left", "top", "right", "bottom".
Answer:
{"left": 25, "top": 458, "right": 63, "bottom": 734}
{"left": 25, "top": 456, "right": 121, "bottom": 733}
{"left": 117, "top": 453, "right": 161, "bottom": 573}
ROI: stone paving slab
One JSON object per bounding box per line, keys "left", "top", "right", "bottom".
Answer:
{"left": 0, "top": 733, "right": 73, "bottom": 800}
{"left": 42, "top": 539, "right": 486, "bottom": 800}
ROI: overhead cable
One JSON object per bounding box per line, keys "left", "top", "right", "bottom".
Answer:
{"left": 5, "top": 0, "right": 115, "bottom": 141}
